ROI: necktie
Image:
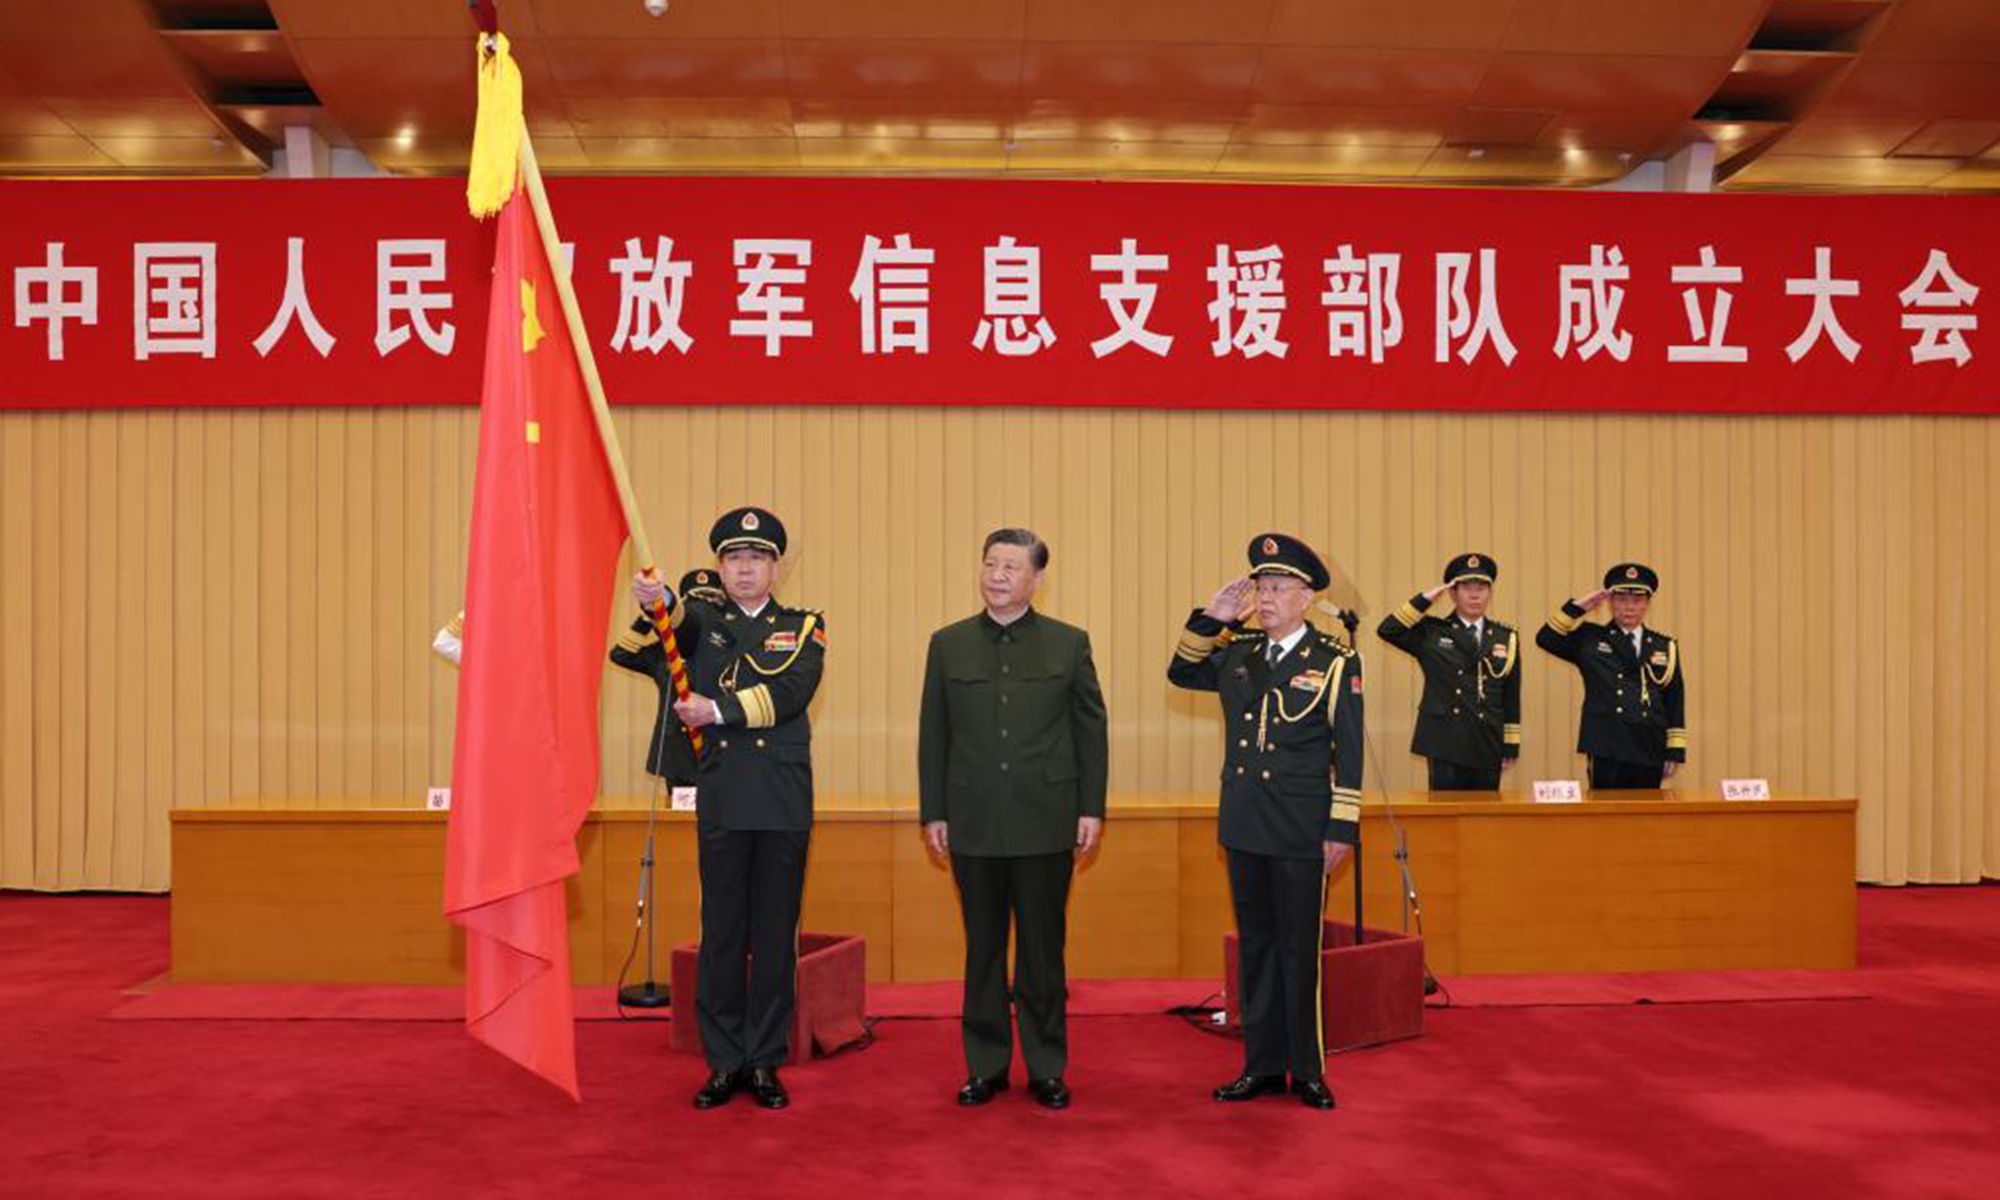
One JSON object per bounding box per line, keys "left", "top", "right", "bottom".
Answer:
{"left": 1267, "top": 642, "right": 1282, "bottom": 666}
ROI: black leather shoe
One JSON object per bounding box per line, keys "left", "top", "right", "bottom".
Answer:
{"left": 1028, "top": 1077, "right": 1071, "bottom": 1110}
{"left": 692, "top": 1070, "right": 740, "bottom": 1110}
{"left": 956, "top": 1075, "right": 1010, "bottom": 1106}
{"left": 747, "top": 1066, "right": 789, "bottom": 1110}
{"left": 1212, "top": 1073, "right": 1288, "bottom": 1102}
{"left": 1292, "top": 1077, "right": 1337, "bottom": 1110}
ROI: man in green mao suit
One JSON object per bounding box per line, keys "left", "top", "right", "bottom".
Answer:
{"left": 919, "top": 528, "right": 1109, "bottom": 1112}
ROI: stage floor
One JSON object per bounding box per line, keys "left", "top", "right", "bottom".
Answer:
{"left": 3, "top": 884, "right": 1996, "bottom": 1200}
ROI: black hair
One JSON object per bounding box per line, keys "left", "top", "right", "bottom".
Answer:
{"left": 982, "top": 527, "right": 1049, "bottom": 571}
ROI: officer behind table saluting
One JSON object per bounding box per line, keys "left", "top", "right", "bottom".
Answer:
{"left": 1536, "top": 562, "right": 1686, "bottom": 790}
{"left": 1376, "top": 553, "right": 1521, "bottom": 791}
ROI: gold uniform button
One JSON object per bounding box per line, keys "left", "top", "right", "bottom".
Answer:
{"left": 755, "top": 738, "right": 766, "bottom": 748}
{"left": 1261, "top": 770, "right": 1272, "bottom": 781}
{"left": 1242, "top": 712, "right": 1253, "bottom": 721}
{"left": 1236, "top": 767, "right": 1245, "bottom": 775}
{"left": 719, "top": 739, "right": 730, "bottom": 749}
{"left": 1238, "top": 739, "right": 1248, "bottom": 748}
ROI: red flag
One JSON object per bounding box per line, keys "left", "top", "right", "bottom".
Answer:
{"left": 444, "top": 188, "right": 628, "bottom": 1098}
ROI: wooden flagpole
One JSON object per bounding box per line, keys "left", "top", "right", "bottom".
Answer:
{"left": 512, "top": 116, "right": 702, "bottom": 749}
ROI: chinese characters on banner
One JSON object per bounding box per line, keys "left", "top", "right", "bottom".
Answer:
{"left": 1, "top": 177, "right": 1993, "bottom": 411}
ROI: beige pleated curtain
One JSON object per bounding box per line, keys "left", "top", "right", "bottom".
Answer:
{"left": 1, "top": 406, "right": 1995, "bottom": 891}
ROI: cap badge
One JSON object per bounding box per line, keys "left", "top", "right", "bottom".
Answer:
{"left": 1262, "top": 537, "right": 1278, "bottom": 555}
{"left": 1467, "top": 555, "right": 1481, "bottom": 568}
{"left": 742, "top": 511, "right": 761, "bottom": 531}
{"left": 1625, "top": 566, "right": 1639, "bottom": 579}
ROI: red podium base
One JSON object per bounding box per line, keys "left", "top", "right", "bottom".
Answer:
{"left": 668, "top": 932, "right": 869, "bottom": 1066}
{"left": 1224, "top": 922, "right": 1426, "bottom": 1053}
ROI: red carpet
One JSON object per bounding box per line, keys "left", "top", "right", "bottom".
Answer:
{"left": 4, "top": 885, "right": 1999, "bottom": 1199}
{"left": 108, "top": 977, "right": 1217, "bottom": 1023}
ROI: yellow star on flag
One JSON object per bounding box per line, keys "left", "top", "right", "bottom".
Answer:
{"left": 521, "top": 279, "right": 546, "bottom": 353}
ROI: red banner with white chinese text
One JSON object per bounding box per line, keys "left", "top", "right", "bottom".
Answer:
{"left": 2, "top": 176, "right": 1994, "bottom": 412}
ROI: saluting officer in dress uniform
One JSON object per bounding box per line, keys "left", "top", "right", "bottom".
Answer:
{"left": 616, "top": 507, "right": 827, "bottom": 1111}
{"left": 609, "top": 568, "right": 733, "bottom": 786}
{"left": 1377, "top": 553, "right": 1522, "bottom": 791}
{"left": 1168, "top": 534, "right": 1364, "bottom": 1112}
{"left": 918, "top": 529, "right": 1108, "bottom": 1112}
{"left": 1536, "top": 562, "right": 1686, "bottom": 790}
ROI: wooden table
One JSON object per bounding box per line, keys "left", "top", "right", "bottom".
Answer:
{"left": 170, "top": 790, "right": 1856, "bottom": 985}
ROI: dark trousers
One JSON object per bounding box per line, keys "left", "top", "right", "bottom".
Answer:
{"left": 1225, "top": 848, "right": 1327, "bottom": 1083}
{"left": 695, "top": 823, "right": 810, "bottom": 1073}
{"left": 1427, "top": 759, "right": 1501, "bottom": 791}
{"left": 950, "top": 851, "right": 1074, "bottom": 1082}
{"left": 1590, "top": 757, "right": 1665, "bottom": 789}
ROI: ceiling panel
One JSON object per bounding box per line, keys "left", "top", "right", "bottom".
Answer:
{"left": 1254, "top": 47, "right": 1489, "bottom": 107}
{"left": 787, "top": 0, "right": 1026, "bottom": 42}
{"left": 3, "top": 0, "right": 1996, "bottom": 192}
{"left": 1265, "top": 0, "right": 1518, "bottom": 51}
{"left": 1861, "top": 0, "right": 2000, "bottom": 60}
{"left": 1779, "top": 113, "right": 1930, "bottom": 156}
{"left": 1020, "top": 42, "right": 1256, "bottom": 104}
{"left": 1892, "top": 117, "right": 2000, "bottom": 157}
{"left": 790, "top": 40, "right": 1026, "bottom": 101}
{"left": 1474, "top": 53, "right": 1727, "bottom": 112}
{"left": 1213, "top": 141, "right": 1438, "bottom": 177}
{"left": 1500, "top": 0, "right": 1767, "bottom": 57}
{"left": 563, "top": 95, "right": 797, "bottom": 140}
{"left": 524, "top": 0, "right": 780, "bottom": 39}
{"left": 541, "top": 38, "right": 788, "bottom": 98}
{"left": 1233, "top": 104, "right": 1458, "bottom": 149}
{"left": 1021, "top": 0, "right": 1274, "bottom": 44}
{"left": 797, "top": 136, "right": 1009, "bottom": 172}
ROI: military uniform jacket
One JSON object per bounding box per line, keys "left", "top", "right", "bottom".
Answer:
{"left": 608, "top": 594, "right": 826, "bottom": 831}
{"left": 917, "top": 609, "right": 1109, "bottom": 858}
{"left": 1168, "top": 612, "right": 1365, "bottom": 858}
{"left": 1377, "top": 594, "right": 1522, "bottom": 769}
{"left": 1535, "top": 601, "right": 1686, "bottom": 767}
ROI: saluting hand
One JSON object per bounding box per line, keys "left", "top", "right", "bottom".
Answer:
{"left": 1423, "top": 582, "right": 1452, "bottom": 603}
{"left": 1205, "top": 577, "right": 1253, "bottom": 623}
{"left": 1577, "top": 588, "right": 1610, "bottom": 611}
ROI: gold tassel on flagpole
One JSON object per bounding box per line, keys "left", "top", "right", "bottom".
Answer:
{"left": 466, "top": 33, "right": 523, "bottom": 218}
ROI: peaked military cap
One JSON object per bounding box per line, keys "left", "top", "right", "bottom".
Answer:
{"left": 1604, "top": 561, "right": 1659, "bottom": 595}
{"left": 1246, "top": 532, "right": 1330, "bottom": 591}
{"left": 678, "top": 568, "right": 727, "bottom": 606}
{"left": 710, "top": 506, "right": 786, "bottom": 557}
{"left": 1445, "top": 552, "right": 1497, "bottom": 585}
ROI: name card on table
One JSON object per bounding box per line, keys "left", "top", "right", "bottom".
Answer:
{"left": 425, "top": 787, "right": 451, "bottom": 811}
{"left": 1721, "top": 779, "right": 1772, "bottom": 801}
{"left": 670, "top": 786, "right": 698, "bottom": 812}
{"left": 1533, "top": 780, "right": 1584, "bottom": 803}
